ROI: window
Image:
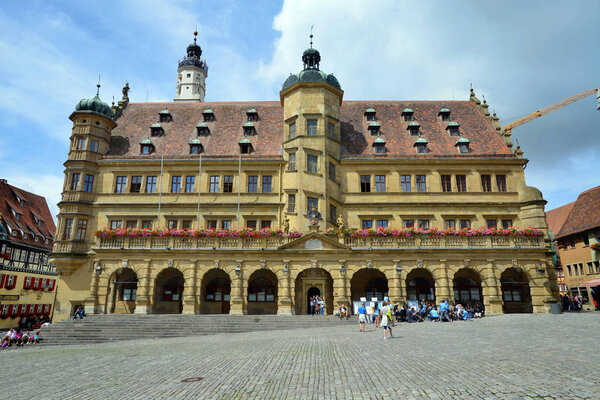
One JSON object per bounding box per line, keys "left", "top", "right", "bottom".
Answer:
{"left": 90, "top": 140, "right": 99, "bottom": 152}
{"left": 115, "top": 176, "right": 127, "bottom": 193}
{"left": 248, "top": 277, "right": 276, "bottom": 302}
{"left": 416, "top": 143, "right": 427, "bottom": 154}
{"left": 307, "top": 155, "right": 318, "bottom": 173}
{"left": 185, "top": 176, "right": 195, "bottom": 193}
{"left": 207, "top": 220, "right": 217, "bottom": 229}
{"left": 83, "top": 175, "right": 94, "bottom": 192}
{"left": 456, "top": 175, "right": 467, "bottom": 192}
{"left": 182, "top": 220, "right": 192, "bottom": 230}
{"left": 209, "top": 176, "right": 219, "bottom": 193}
{"left": 329, "top": 205, "right": 337, "bottom": 222}
{"left": 416, "top": 175, "right": 426, "bottom": 192}
{"left": 460, "top": 219, "right": 471, "bottom": 229}
{"left": 77, "top": 138, "right": 86, "bottom": 150}
{"left": 110, "top": 220, "right": 122, "bottom": 229}
{"left": 221, "top": 220, "right": 231, "bottom": 229}
{"left": 76, "top": 219, "right": 87, "bottom": 240}
{"left": 171, "top": 176, "right": 181, "bottom": 193}
{"left": 70, "top": 173, "right": 80, "bottom": 191}
{"left": 445, "top": 220, "right": 456, "bottom": 229}
{"left": 248, "top": 176, "right": 258, "bottom": 193}
{"left": 289, "top": 122, "right": 296, "bottom": 139}
{"left": 190, "top": 144, "right": 202, "bottom": 154}
{"left": 307, "top": 196, "right": 318, "bottom": 213}
{"left": 377, "top": 220, "right": 388, "bottom": 228}
{"left": 362, "top": 220, "right": 373, "bottom": 229}
{"left": 168, "top": 220, "right": 177, "bottom": 230}
{"left": 481, "top": 175, "right": 492, "bottom": 192}
{"left": 288, "top": 194, "right": 296, "bottom": 213}
{"left": 360, "top": 175, "right": 371, "bottom": 192}
{"left": 496, "top": 175, "right": 507, "bottom": 192}
{"left": 375, "top": 175, "right": 386, "bottom": 192}
{"left": 307, "top": 119, "right": 317, "bottom": 135}
{"left": 374, "top": 143, "right": 386, "bottom": 154}
{"left": 502, "top": 219, "right": 513, "bottom": 228}
{"left": 261, "top": 220, "right": 271, "bottom": 229}
{"left": 418, "top": 220, "right": 430, "bottom": 229}
{"left": 141, "top": 220, "right": 153, "bottom": 229}
{"left": 141, "top": 144, "right": 153, "bottom": 154}
{"left": 328, "top": 162, "right": 336, "bottom": 180}
{"left": 289, "top": 153, "right": 296, "bottom": 171}
{"left": 223, "top": 175, "right": 233, "bottom": 193}
{"left": 569, "top": 239, "right": 575, "bottom": 248}
{"left": 458, "top": 143, "right": 469, "bottom": 153}
{"left": 63, "top": 219, "right": 73, "bottom": 240}
{"left": 247, "top": 220, "right": 257, "bottom": 229}
{"left": 130, "top": 176, "right": 142, "bottom": 193}
{"left": 328, "top": 123, "right": 335, "bottom": 139}
{"left": 567, "top": 265, "right": 572, "bottom": 276}
{"left": 404, "top": 219, "right": 414, "bottom": 228}
{"left": 126, "top": 220, "right": 137, "bottom": 229}
{"left": 145, "top": 176, "right": 157, "bottom": 193}
{"left": 262, "top": 176, "right": 272, "bottom": 193}
{"left": 486, "top": 219, "right": 497, "bottom": 228}
{"left": 401, "top": 175, "right": 411, "bottom": 192}
{"left": 122, "top": 287, "right": 137, "bottom": 301}
{"left": 583, "top": 234, "right": 589, "bottom": 246}
{"left": 441, "top": 175, "right": 452, "bottom": 192}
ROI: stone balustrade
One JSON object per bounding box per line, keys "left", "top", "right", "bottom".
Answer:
{"left": 54, "top": 240, "right": 91, "bottom": 253}
{"left": 97, "top": 236, "right": 291, "bottom": 250}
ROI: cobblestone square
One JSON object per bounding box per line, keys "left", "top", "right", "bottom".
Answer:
{"left": 1, "top": 313, "right": 598, "bottom": 400}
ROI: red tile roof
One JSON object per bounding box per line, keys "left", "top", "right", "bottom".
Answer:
{"left": 108, "top": 100, "right": 514, "bottom": 159}
{"left": 0, "top": 180, "right": 56, "bottom": 250}
{"left": 546, "top": 202, "right": 575, "bottom": 234}
{"left": 554, "top": 185, "right": 600, "bottom": 240}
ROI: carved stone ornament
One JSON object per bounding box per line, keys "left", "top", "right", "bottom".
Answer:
{"left": 311, "top": 260, "right": 318, "bottom": 269}
{"left": 366, "top": 260, "right": 373, "bottom": 269}
{"left": 464, "top": 260, "right": 471, "bottom": 268}
{"left": 121, "top": 260, "right": 128, "bottom": 268}
{"left": 168, "top": 259, "right": 174, "bottom": 268}
{"left": 260, "top": 260, "right": 266, "bottom": 269}
{"left": 416, "top": 260, "right": 423, "bottom": 268}
{"left": 214, "top": 260, "right": 220, "bottom": 269}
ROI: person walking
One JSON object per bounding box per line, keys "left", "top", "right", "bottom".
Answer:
{"left": 314, "top": 296, "right": 320, "bottom": 316}
{"left": 380, "top": 301, "right": 392, "bottom": 339}
{"left": 320, "top": 297, "right": 325, "bottom": 316}
{"left": 357, "top": 302, "right": 367, "bottom": 332}
{"left": 310, "top": 296, "right": 316, "bottom": 316}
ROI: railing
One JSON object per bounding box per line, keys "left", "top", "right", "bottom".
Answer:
{"left": 178, "top": 57, "right": 208, "bottom": 72}
{"left": 54, "top": 241, "right": 90, "bottom": 253}
{"left": 97, "top": 236, "right": 290, "bottom": 250}
{"left": 61, "top": 191, "right": 96, "bottom": 203}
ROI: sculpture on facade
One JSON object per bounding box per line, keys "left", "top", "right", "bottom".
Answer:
{"left": 305, "top": 207, "right": 322, "bottom": 226}
{"left": 282, "top": 216, "right": 290, "bottom": 234}
{"left": 122, "top": 82, "right": 130, "bottom": 100}
{"left": 336, "top": 214, "right": 345, "bottom": 232}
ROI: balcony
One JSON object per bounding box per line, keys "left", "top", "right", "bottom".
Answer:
{"left": 61, "top": 191, "right": 96, "bottom": 204}
{"left": 97, "top": 236, "right": 290, "bottom": 250}
{"left": 343, "top": 235, "right": 545, "bottom": 249}
{"left": 178, "top": 57, "right": 208, "bottom": 72}
{"left": 53, "top": 241, "right": 90, "bottom": 254}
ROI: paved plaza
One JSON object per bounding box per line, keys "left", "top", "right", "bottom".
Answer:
{"left": 1, "top": 313, "right": 598, "bottom": 400}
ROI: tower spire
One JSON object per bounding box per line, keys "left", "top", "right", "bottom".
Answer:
{"left": 310, "top": 25, "right": 314, "bottom": 48}
{"left": 96, "top": 75, "right": 101, "bottom": 97}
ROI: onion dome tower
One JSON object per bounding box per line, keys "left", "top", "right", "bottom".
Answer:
{"left": 174, "top": 30, "right": 208, "bottom": 102}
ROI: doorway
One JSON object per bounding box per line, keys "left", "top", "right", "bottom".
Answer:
{"left": 307, "top": 286, "right": 320, "bottom": 314}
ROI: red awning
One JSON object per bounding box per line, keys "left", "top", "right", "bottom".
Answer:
{"left": 580, "top": 279, "right": 600, "bottom": 287}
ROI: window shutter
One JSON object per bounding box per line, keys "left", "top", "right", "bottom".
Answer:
{"left": 24, "top": 276, "right": 32, "bottom": 290}
{"left": 49, "top": 279, "right": 56, "bottom": 291}
{"left": 35, "top": 277, "right": 43, "bottom": 291}
{"left": 0, "top": 273, "right": 5, "bottom": 289}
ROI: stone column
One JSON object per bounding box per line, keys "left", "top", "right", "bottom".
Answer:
{"left": 333, "top": 260, "right": 349, "bottom": 312}
{"left": 84, "top": 262, "right": 100, "bottom": 315}
{"left": 528, "top": 260, "right": 554, "bottom": 314}
{"left": 434, "top": 260, "right": 451, "bottom": 303}
{"left": 389, "top": 260, "right": 404, "bottom": 305}
{"left": 134, "top": 260, "right": 152, "bottom": 314}
{"left": 106, "top": 279, "right": 117, "bottom": 314}
{"left": 482, "top": 259, "right": 503, "bottom": 315}
{"left": 229, "top": 260, "right": 247, "bottom": 315}
{"left": 182, "top": 263, "right": 197, "bottom": 314}
{"left": 278, "top": 261, "right": 293, "bottom": 316}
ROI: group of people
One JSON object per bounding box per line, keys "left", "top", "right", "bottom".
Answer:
{"left": 1, "top": 328, "right": 40, "bottom": 349}
{"left": 561, "top": 294, "right": 584, "bottom": 311}
{"left": 356, "top": 300, "right": 395, "bottom": 339}
{"left": 309, "top": 296, "right": 326, "bottom": 316}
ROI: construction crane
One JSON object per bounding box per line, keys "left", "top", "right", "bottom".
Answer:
{"left": 501, "top": 87, "right": 600, "bottom": 135}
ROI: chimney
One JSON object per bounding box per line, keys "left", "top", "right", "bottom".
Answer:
{"left": 0, "top": 179, "right": 7, "bottom": 184}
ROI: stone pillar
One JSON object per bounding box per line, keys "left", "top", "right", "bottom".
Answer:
{"left": 278, "top": 261, "right": 293, "bottom": 316}
{"left": 332, "top": 260, "right": 349, "bottom": 312}
{"left": 134, "top": 260, "right": 152, "bottom": 314}
{"left": 528, "top": 260, "right": 554, "bottom": 314}
{"left": 389, "top": 260, "right": 404, "bottom": 305}
{"left": 106, "top": 279, "right": 117, "bottom": 314}
{"left": 229, "top": 260, "right": 247, "bottom": 315}
{"left": 482, "top": 259, "right": 503, "bottom": 315}
{"left": 182, "top": 264, "right": 197, "bottom": 314}
{"left": 84, "top": 262, "right": 100, "bottom": 315}
{"left": 434, "top": 260, "right": 451, "bottom": 304}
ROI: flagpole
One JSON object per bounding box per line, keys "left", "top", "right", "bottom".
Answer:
{"left": 157, "top": 155, "right": 164, "bottom": 227}
{"left": 196, "top": 154, "right": 202, "bottom": 228}
{"left": 237, "top": 153, "right": 241, "bottom": 228}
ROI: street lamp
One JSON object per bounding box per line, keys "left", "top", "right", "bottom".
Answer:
{"left": 95, "top": 262, "right": 103, "bottom": 275}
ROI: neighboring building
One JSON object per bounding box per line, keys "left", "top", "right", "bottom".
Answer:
{"left": 49, "top": 35, "right": 558, "bottom": 321}
{"left": 549, "top": 186, "right": 600, "bottom": 309}
{"left": 0, "top": 179, "right": 58, "bottom": 329}
{"left": 546, "top": 202, "right": 574, "bottom": 296}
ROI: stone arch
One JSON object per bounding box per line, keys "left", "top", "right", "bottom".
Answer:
{"left": 452, "top": 268, "right": 483, "bottom": 306}
{"left": 500, "top": 267, "right": 533, "bottom": 313}
{"left": 105, "top": 267, "right": 138, "bottom": 314}
{"left": 247, "top": 269, "right": 278, "bottom": 315}
{"left": 153, "top": 268, "right": 184, "bottom": 314}
{"left": 350, "top": 268, "right": 389, "bottom": 302}
{"left": 405, "top": 268, "right": 436, "bottom": 303}
{"left": 294, "top": 268, "right": 333, "bottom": 315}
{"left": 200, "top": 268, "right": 231, "bottom": 314}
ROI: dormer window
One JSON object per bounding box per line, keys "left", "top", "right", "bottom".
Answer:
{"left": 150, "top": 123, "right": 164, "bottom": 137}
{"left": 246, "top": 107, "right": 258, "bottom": 122}
{"left": 239, "top": 137, "right": 253, "bottom": 154}
{"left": 364, "top": 106, "right": 376, "bottom": 121}
{"left": 455, "top": 137, "right": 470, "bottom": 153}
{"left": 408, "top": 121, "right": 420, "bottom": 136}
{"left": 446, "top": 120, "right": 460, "bottom": 136}
{"left": 414, "top": 137, "right": 428, "bottom": 154}
{"left": 243, "top": 122, "right": 256, "bottom": 136}
{"left": 159, "top": 107, "right": 172, "bottom": 122}
{"left": 438, "top": 105, "right": 451, "bottom": 121}
{"left": 140, "top": 138, "right": 155, "bottom": 155}
{"left": 368, "top": 121, "right": 380, "bottom": 136}
{"left": 189, "top": 138, "right": 203, "bottom": 154}
{"left": 401, "top": 107, "right": 414, "bottom": 122}
{"left": 372, "top": 135, "right": 386, "bottom": 154}
{"left": 202, "top": 108, "right": 215, "bottom": 122}
{"left": 13, "top": 192, "right": 24, "bottom": 206}
{"left": 196, "top": 122, "right": 210, "bottom": 135}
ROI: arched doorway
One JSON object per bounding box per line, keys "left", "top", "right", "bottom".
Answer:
{"left": 247, "top": 269, "right": 278, "bottom": 315}
{"left": 500, "top": 268, "right": 533, "bottom": 313}
{"left": 201, "top": 269, "right": 231, "bottom": 314}
{"left": 154, "top": 268, "right": 184, "bottom": 314}
{"left": 351, "top": 269, "right": 389, "bottom": 302}
{"left": 453, "top": 268, "right": 483, "bottom": 305}
{"left": 307, "top": 286, "right": 320, "bottom": 314}
{"left": 107, "top": 267, "right": 138, "bottom": 314}
{"left": 295, "top": 268, "right": 333, "bottom": 315}
{"left": 406, "top": 269, "right": 435, "bottom": 303}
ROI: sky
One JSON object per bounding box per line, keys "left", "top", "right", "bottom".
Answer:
{"left": 1, "top": 0, "right": 599, "bottom": 221}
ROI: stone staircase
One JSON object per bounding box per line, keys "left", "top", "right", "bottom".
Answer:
{"left": 39, "top": 314, "right": 355, "bottom": 346}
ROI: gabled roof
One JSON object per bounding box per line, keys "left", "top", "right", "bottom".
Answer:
{"left": 546, "top": 201, "right": 575, "bottom": 234}
{"left": 554, "top": 185, "right": 600, "bottom": 239}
